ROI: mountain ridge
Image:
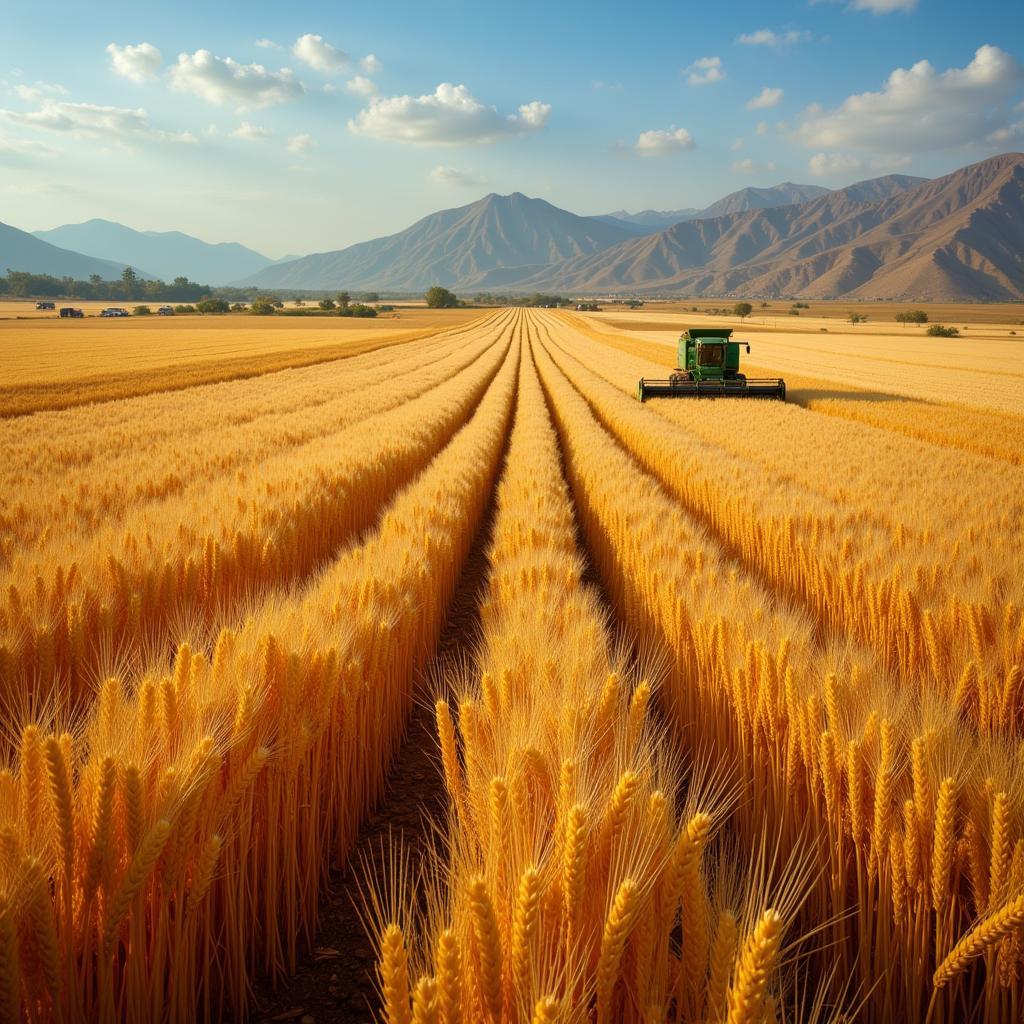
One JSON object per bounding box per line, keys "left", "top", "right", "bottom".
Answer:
{"left": 489, "top": 154, "right": 1024, "bottom": 300}
{"left": 33, "top": 219, "right": 273, "bottom": 285}
{"left": 0, "top": 222, "right": 145, "bottom": 281}
{"left": 239, "top": 192, "right": 638, "bottom": 290}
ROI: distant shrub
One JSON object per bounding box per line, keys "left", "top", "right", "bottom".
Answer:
{"left": 788, "top": 309, "right": 800, "bottom": 316}
{"left": 339, "top": 303, "right": 378, "bottom": 318}
{"left": 319, "top": 299, "right": 336, "bottom": 310}
{"left": 250, "top": 297, "right": 277, "bottom": 315}
{"left": 895, "top": 309, "right": 928, "bottom": 325}
{"left": 231, "top": 303, "right": 246, "bottom": 312}
{"left": 133, "top": 305, "right": 152, "bottom": 316}
{"left": 196, "top": 298, "right": 230, "bottom": 314}
{"left": 926, "top": 324, "right": 960, "bottom": 337}
{"left": 173, "top": 304, "right": 196, "bottom": 313}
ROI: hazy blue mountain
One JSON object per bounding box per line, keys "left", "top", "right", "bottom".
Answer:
{"left": 33, "top": 219, "right": 273, "bottom": 284}
{"left": 1, "top": 221, "right": 141, "bottom": 280}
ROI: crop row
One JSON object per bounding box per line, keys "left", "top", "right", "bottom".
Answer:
{"left": 532, "top": 316, "right": 1024, "bottom": 1022}
{"left": 0, "top": 316, "right": 515, "bottom": 708}
{"left": 380, "top": 336, "right": 794, "bottom": 1023}
{"left": 0, "top": 311, "right": 507, "bottom": 564}
{"left": 541, "top": 313, "right": 1024, "bottom": 742}
{"left": 1, "top": 319, "right": 522, "bottom": 1022}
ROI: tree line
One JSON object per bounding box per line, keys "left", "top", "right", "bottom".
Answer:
{"left": 0, "top": 267, "right": 212, "bottom": 301}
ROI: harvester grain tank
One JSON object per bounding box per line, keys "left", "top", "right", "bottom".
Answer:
{"left": 636, "top": 327, "right": 786, "bottom": 401}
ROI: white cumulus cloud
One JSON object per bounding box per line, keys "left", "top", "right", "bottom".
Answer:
{"left": 796, "top": 45, "right": 1022, "bottom": 152}
{"left": 348, "top": 83, "right": 550, "bottom": 145}
{"left": 345, "top": 76, "right": 378, "bottom": 97}
{"left": 230, "top": 121, "right": 271, "bottom": 140}
{"left": 737, "top": 29, "right": 810, "bottom": 47}
{"left": 360, "top": 54, "right": 383, "bottom": 75}
{"left": 292, "top": 33, "right": 350, "bottom": 74}
{"left": 106, "top": 42, "right": 163, "bottom": 83}
{"left": 255, "top": 39, "right": 282, "bottom": 50}
{"left": 685, "top": 56, "right": 725, "bottom": 86}
{"left": 748, "top": 87, "right": 783, "bottom": 110}
{"left": 429, "top": 165, "right": 488, "bottom": 187}
{"left": 169, "top": 50, "right": 304, "bottom": 109}
{"left": 0, "top": 100, "right": 195, "bottom": 143}
{"left": 635, "top": 127, "right": 695, "bottom": 157}
{"left": 287, "top": 132, "right": 315, "bottom": 153}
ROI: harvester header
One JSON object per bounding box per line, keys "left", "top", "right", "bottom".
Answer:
{"left": 636, "top": 327, "right": 786, "bottom": 401}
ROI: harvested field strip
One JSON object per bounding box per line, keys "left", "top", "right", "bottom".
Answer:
{"left": 538, "top": 314, "right": 1024, "bottom": 742}
{"left": 0, "top": 317, "right": 515, "bottom": 708}
{"left": 0, "top": 311, "right": 513, "bottom": 564}
{"left": 565, "top": 311, "right": 1024, "bottom": 463}
{"left": 532, "top": 319, "right": 1024, "bottom": 1022}
{"left": 746, "top": 364, "right": 1024, "bottom": 466}
{"left": 2, "top": 318, "right": 521, "bottom": 1024}
{"left": 0, "top": 310, "right": 495, "bottom": 418}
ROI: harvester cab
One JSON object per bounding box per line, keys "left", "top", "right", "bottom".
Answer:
{"left": 636, "top": 327, "right": 786, "bottom": 401}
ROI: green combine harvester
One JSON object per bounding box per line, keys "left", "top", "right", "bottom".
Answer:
{"left": 636, "top": 328, "right": 786, "bottom": 402}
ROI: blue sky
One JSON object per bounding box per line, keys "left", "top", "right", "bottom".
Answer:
{"left": 1, "top": 0, "right": 1022, "bottom": 258}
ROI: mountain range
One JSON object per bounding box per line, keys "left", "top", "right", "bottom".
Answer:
{"left": 32, "top": 220, "right": 274, "bottom": 285}
{"left": 240, "top": 194, "right": 637, "bottom": 291}
{"left": 597, "top": 182, "right": 837, "bottom": 231}
{"left": 0, "top": 222, "right": 139, "bottom": 281}
{"left": 494, "top": 155, "right": 1023, "bottom": 300}
{"left": 4, "top": 154, "right": 1022, "bottom": 300}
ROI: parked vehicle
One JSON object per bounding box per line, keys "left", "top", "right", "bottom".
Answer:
{"left": 157, "top": 305, "right": 175, "bottom": 315}
{"left": 59, "top": 307, "right": 84, "bottom": 318}
{"left": 100, "top": 307, "right": 130, "bottom": 317}
{"left": 36, "top": 301, "right": 55, "bottom": 310}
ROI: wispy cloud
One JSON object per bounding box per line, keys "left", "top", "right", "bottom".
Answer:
{"left": 230, "top": 121, "right": 272, "bottom": 141}
{"left": 429, "top": 165, "right": 488, "bottom": 186}
{"left": 736, "top": 29, "right": 810, "bottom": 47}
{"left": 748, "top": 87, "right": 784, "bottom": 109}
{"left": 287, "top": 133, "right": 315, "bottom": 153}
{"left": 0, "top": 99, "right": 196, "bottom": 143}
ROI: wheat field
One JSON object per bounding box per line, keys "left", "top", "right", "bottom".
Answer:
{"left": 1, "top": 306, "right": 1021, "bottom": 1023}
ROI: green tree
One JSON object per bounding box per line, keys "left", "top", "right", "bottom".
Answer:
{"left": 733, "top": 301, "right": 753, "bottom": 319}
{"left": 336, "top": 290, "right": 351, "bottom": 309}
{"left": 133, "top": 305, "right": 152, "bottom": 316}
{"left": 196, "top": 298, "right": 231, "bottom": 314}
{"left": 120, "top": 266, "right": 141, "bottom": 299}
{"left": 250, "top": 297, "right": 277, "bottom": 315}
{"left": 425, "top": 285, "right": 459, "bottom": 308}
{"left": 896, "top": 309, "right": 928, "bottom": 326}
{"left": 319, "top": 298, "right": 336, "bottom": 310}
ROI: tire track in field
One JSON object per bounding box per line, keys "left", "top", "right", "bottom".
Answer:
{"left": 247, "top": 320, "right": 521, "bottom": 1024}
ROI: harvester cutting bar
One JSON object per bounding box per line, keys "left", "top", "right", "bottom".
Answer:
{"left": 637, "top": 377, "right": 786, "bottom": 402}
